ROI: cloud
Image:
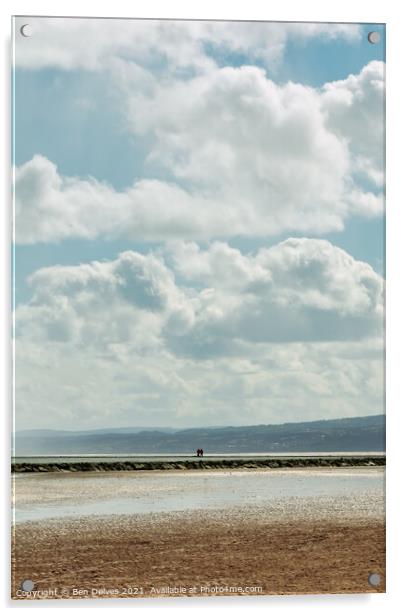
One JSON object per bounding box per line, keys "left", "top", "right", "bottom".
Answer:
{"left": 164, "top": 238, "right": 383, "bottom": 356}
{"left": 16, "top": 249, "right": 193, "bottom": 350}
{"left": 16, "top": 239, "right": 383, "bottom": 354}
{"left": 15, "top": 62, "right": 384, "bottom": 245}
{"left": 15, "top": 336, "right": 383, "bottom": 430}
{"left": 14, "top": 155, "right": 222, "bottom": 243}
{"left": 321, "top": 60, "right": 385, "bottom": 190}
{"left": 14, "top": 238, "right": 383, "bottom": 429}
{"left": 123, "top": 62, "right": 383, "bottom": 222}
{"left": 14, "top": 17, "right": 361, "bottom": 72}
{"left": 169, "top": 238, "right": 382, "bottom": 312}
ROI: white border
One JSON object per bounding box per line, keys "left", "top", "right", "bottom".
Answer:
{"left": 2, "top": 1, "right": 402, "bottom": 614}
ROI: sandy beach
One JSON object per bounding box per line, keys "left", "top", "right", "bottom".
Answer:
{"left": 11, "top": 468, "right": 385, "bottom": 599}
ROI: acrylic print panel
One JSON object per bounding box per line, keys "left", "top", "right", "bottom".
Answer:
{"left": 12, "top": 16, "right": 385, "bottom": 600}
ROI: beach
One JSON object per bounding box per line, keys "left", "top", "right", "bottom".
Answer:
{"left": 11, "top": 467, "right": 385, "bottom": 599}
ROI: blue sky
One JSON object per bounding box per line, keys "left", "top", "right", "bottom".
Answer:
{"left": 276, "top": 23, "right": 385, "bottom": 86}
{"left": 13, "top": 19, "right": 385, "bottom": 430}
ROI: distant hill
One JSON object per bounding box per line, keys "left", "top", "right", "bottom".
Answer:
{"left": 16, "top": 426, "right": 176, "bottom": 437}
{"left": 13, "top": 414, "right": 385, "bottom": 456}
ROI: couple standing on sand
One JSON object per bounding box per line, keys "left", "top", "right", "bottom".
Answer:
{"left": 196, "top": 448, "right": 204, "bottom": 457}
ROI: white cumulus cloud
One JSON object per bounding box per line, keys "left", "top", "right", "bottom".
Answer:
{"left": 14, "top": 62, "right": 384, "bottom": 245}
{"left": 16, "top": 239, "right": 383, "bottom": 353}
{"left": 14, "top": 239, "right": 384, "bottom": 428}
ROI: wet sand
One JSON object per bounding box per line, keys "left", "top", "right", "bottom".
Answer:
{"left": 13, "top": 467, "right": 384, "bottom": 522}
{"left": 11, "top": 469, "right": 385, "bottom": 599}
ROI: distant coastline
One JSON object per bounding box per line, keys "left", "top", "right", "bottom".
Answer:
{"left": 14, "top": 414, "right": 385, "bottom": 456}
{"left": 12, "top": 454, "right": 385, "bottom": 473}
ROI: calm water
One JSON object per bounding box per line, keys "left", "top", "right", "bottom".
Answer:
{"left": 12, "top": 468, "right": 385, "bottom": 523}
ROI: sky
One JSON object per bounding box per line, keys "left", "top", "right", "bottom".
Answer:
{"left": 12, "top": 18, "right": 385, "bottom": 431}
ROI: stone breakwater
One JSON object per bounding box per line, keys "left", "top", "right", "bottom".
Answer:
{"left": 12, "top": 456, "right": 385, "bottom": 473}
